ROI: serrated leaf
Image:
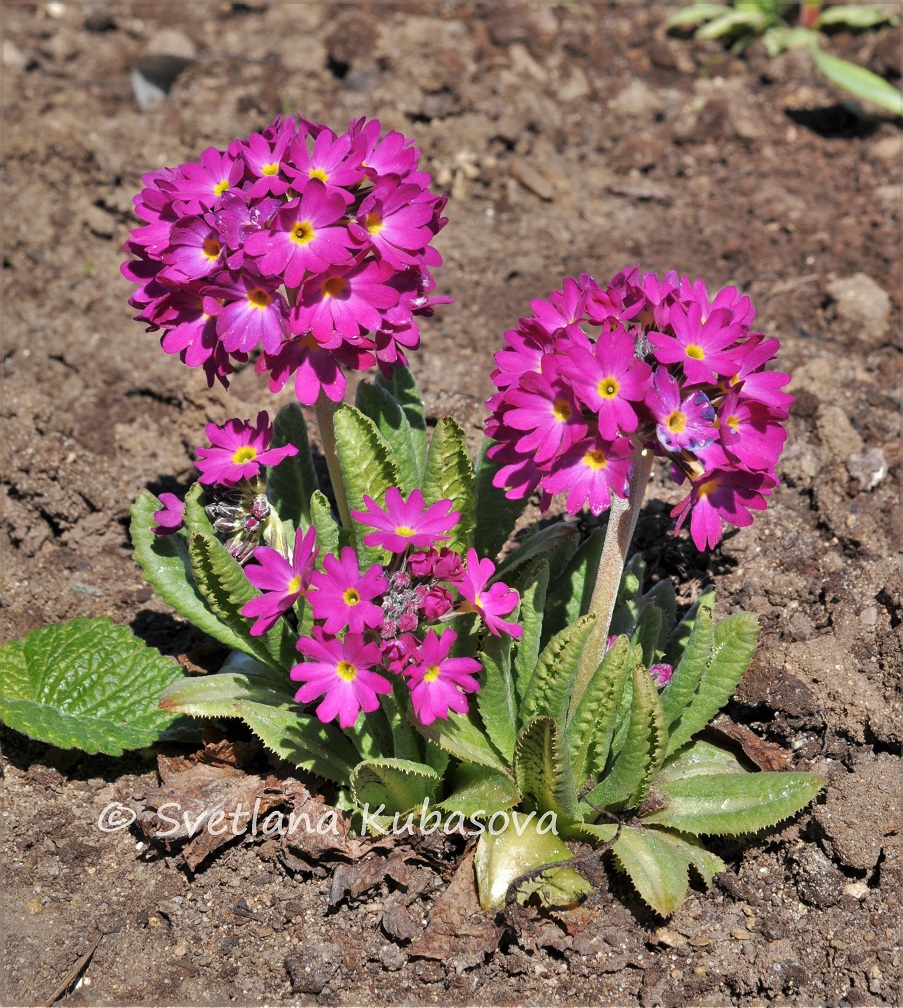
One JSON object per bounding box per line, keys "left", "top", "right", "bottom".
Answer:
{"left": 416, "top": 706, "right": 508, "bottom": 771}
{"left": 0, "top": 617, "right": 183, "bottom": 755}
{"left": 439, "top": 762, "right": 520, "bottom": 817}
{"left": 355, "top": 379, "right": 421, "bottom": 492}
{"left": 544, "top": 525, "right": 607, "bottom": 642}
{"left": 641, "top": 771, "right": 825, "bottom": 835}
{"left": 188, "top": 529, "right": 292, "bottom": 673}
{"left": 587, "top": 664, "right": 668, "bottom": 810}
{"left": 350, "top": 757, "right": 442, "bottom": 815}
{"left": 566, "top": 634, "right": 633, "bottom": 786}
{"left": 631, "top": 602, "right": 662, "bottom": 668}
{"left": 421, "top": 417, "right": 476, "bottom": 554}
{"left": 332, "top": 402, "right": 400, "bottom": 566}
{"left": 375, "top": 363, "right": 427, "bottom": 477}
{"left": 473, "top": 437, "right": 525, "bottom": 561}
{"left": 810, "top": 42, "right": 903, "bottom": 115}
{"left": 660, "top": 591, "right": 716, "bottom": 727}
{"left": 514, "top": 716, "right": 580, "bottom": 820}
{"left": 512, "top": 561, "right": 549, "bottom": 708}
{"left": 309, "top": 490, "right": 344, "bottom": 560}
{"left": 655, "top": 739, "right": 746, "bottom": 783}
{"left": 521, "top": 614, "right": 595, "bottom": 727}
{"left": 267, "top": 402, "right": 318, "bottom": 528}
{"left": 612, "top": 826, "right": 726, "bottom": 916}
{"left": 641, "top": 579, "right": 677, "bottom": 655}
{"left": 132, "top": 490, "right": 256, "bottom": 657}
{"left": 159, "top": 651, "right": 296, "bottom": 716}
{"left": 476, "top": 627, "right": 518, "bottom": 763}
{"left": 666, "top": 612, "right": 758, "bottom": 756}
{"left": 496, "top": 523, "right": 581, "bottom": 591}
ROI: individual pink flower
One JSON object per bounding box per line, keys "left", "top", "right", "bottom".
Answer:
{"left": 542, "top": 437, "right": 635, "bottom": 517}
{"left": 670, "top": 468, "right": 777, "bottom": 550}
{"left": 455, "top": 549, "right": 522, "bottom": 638}
{"left": 308, "top": 547, "right": 387, "bottom": 634}
{"left": 351, "top": 487, "right": 460, "bottom": 554}
{"left": 211, "top": 271, "right": 291, "bottom": 355}
{"left": 649, "top": 663, "right": 674, "bottom": 688}
{"left": 498, "top": 363, "right": 587, "bottom": 464}
{"left": 160, "top": 215, "right": 226, "bottom": 281}
{"left": 647, "top": 301, "right": 742, "bottom": 384}
{"left": 241, "top": 526, "right": 319, "bottom": 635}
{"left": 645, "top": 368, "right": 717, "bottom": 454}
{"left": 284, "top": 128, "right": 363, "bottom": 194}
{"left": 195, "top": 410, "right": 298, "bottom": 486}
{"left": 405, "top": 630, "right": 482, "bottom": 725}
{"left": 348, "top": 177, "right": 436, "bottom": 268}
{"left": 169, "top": 146, "right": 245, "bottom": 214}
{"left": 239, "top": 123, "right": 295, "bottom": 198}
{"left": 714, "top": 390, "right": 787, "bottom": 472}
{"left": 152, "top": 493, "right": 185, "bottom": 536}
{"left": 292, "top": 629, "right": 391, "bottom": 728}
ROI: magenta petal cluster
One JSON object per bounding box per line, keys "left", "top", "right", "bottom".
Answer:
{"left": 123, "top": 115, "right": 450, "bottom": 397}
{"left": 195, "top": 410, "right": 297, "bottom": 487}
{"left": 486, "top": 267, "right": 792, "bottom": 549}
{"left": 241, "top": 526, "right": 319, "bottom": 636}
{"left": 405, "top": 630, "right": 481, "bottom": 726}
{"left": 351, "top": 487, "right": 460, "bottom": 554}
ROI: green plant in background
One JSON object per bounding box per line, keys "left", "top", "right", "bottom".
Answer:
{"left": 667, "top": 0, "right": 903, "bottom": 115}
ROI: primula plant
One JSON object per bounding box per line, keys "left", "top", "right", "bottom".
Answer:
{"left": 0, "top": 112, "right": 825, "bottom": 919}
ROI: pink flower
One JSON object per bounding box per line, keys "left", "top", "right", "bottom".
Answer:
{"left": 645, "top": 368, "right": 717, "bottom": 454}
{"left": 195, "top": 410, "right": 298, "bottom": 486}
{"left": 648, "top": 301, "right": 742, "bottom": 385}
{"left": 541, "top": 437, "right": 635, "bottom": 517}
{"left": 348, "top": 177, "right": 436, "bottom": 268}
{"left": 498, "top": 362, "right": 587, "bottom": 464}
{"left": 211, "top": 271, "right": 291, "bottom": 356}
{"left": 308, "top": 547, "right": 387, "bottom": 634}
{"left": 405, "top": 629, "right": 482, "bottom": 725}
{"left": 351, "top": 487, "right": 460, "bottom": 554}
{"left": 241, "top": 527, "right": 319, "bottom": 636}
{"left": 169, "top": 146, "right": 245, "bottom": 215}
{"left": 292, "top": 629, "right": 391, "bottom": 728}
{"left": 455, "top": 549, "right": 522, "bottom": 638}
{"left": 152, "top": 493, "right": 185, "bottom": 536}
{"left": 671, "top": 468, "right": 777, "bottom": 550}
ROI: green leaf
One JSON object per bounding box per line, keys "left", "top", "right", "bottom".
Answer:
{"left": 641, "top": 772, "right": 826, "bottom": 835}
{"left": 512, "top": 561, "right": 549, "bottom": 707}
{"left": 631, "top": 602, "right": 662, "bottom": 668}
{"left": 666, "top": 612, "right": 758, "bottom": 756}
{"left": 514, "top": 716, "right": 580, "bottom": 820}
{"left": 641, "top": 579, "right": 677, "bottom": 655}
{"left": 439, "top": 762, "right": 520, "bottom": 817}
{"left": 421, "top": 417, "right": 476, "bottom": 554}
{"left": 587, "top": 664, "right": 668, "bottom": 810}
{"left": 521, "top": 614, "right": 596, "bottom": 726}
{"left": 665, "top": 3, "right": 731, "bottom": 29}
{"left": 473, "top": 437, "right": 524, "bottom": 561}
{"left": 416, "top": 707, "right": 508, "bottom": 771}
{"left": 332, "top": 402, "right": 400, "bottom": 565}
{"left": 382, "top": 677, "right": 423, "bottom": 763}
{"left": 188, "top": 529, "right": 292, "bottom": 673}
{"left": 132, "top": 490, "right": 258, "bottom": 657}
{"left": 355, "top": 379, "right": 421, "bottom": 493}
{"left": 696, "top": 9, "right": 769, "bottom": 39}
{"left": 815, "top": 5, "right": 899, "bottom": 29}
{"left": 159, "top": 651, "right": 296, "bottom": 716}
{"left": 612, "top": 826, "right": 726, "bottom": 917}
{"left": 608, "top": 553, "right": 646, "bottom": 638}
{"left": 543, "top": 525, "right": 607, "bottom": 641}
{"left": 566, "top": 634, "right": 634, "bottom": 787}
{"left": 267, "top": 402, "right": 318, "bottom": 528}
{"left": 810, "top": 42, "right": 903, "bottom": 115}
{"left": 660, "top": 591, "right": 716, "bottom": 727}
{"left": 375, "top": 364, "right": 428, "bottom": 477}
{"left": 350, "top": 757, "right": 442, "bottom": 815}
{"left": 0, "top": 617, "right": 183, "bottom": 755}
{"left": 495, "top": 523, "right": 581, "bottom": 589}
{"left": 476, "top": 628, "right": 518, "bottom": 764}
{"left": 655, "top": 739, "right": 746, "bottom": 783}
{"left": 309, "top": 490, "right": 344, "bottom": 559}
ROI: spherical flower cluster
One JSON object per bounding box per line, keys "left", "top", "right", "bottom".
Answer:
{"left": 239, "top": 487, "right": 522, "bottom": 729}
{"left": 485, "top": 267, "right": 793, "bottom": 550}
{"left": 122, "top": 115, "right": 450, "bottom": 400}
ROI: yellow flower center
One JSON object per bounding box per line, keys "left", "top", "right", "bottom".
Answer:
{"left": 202, "top": 237, "right": 222, "bottom": 261}
{"left": 582, "top": 449, "right": 608, "bottom": 470}
{"left": 232, "top": 446, "right": 258, "bottom": 465}
{"left": 214, "top": 179, "right": 230, "bottom": 197}
{"left": 291, "top": 220, "right": 315, "bottom": 246}
{"left": 598, "top": 377, "right": 620, "bottom": 400}
{"left": 365, "top": 211, "right": 383, "bottom": 235}
{"left": 726, "top": 414, "right": 740, "bottom": 432}
{"left": 343, "top": 587, "right": 361, "bottom": 606}
{"left": 287, "top": 574, "right": 303, "bottom": 595}
{"left": 666, "top": 410, "right": 687, "bottom": 434}
{"left": 246, "top": 288, "right": 272, "bottom": 309}
{"left": 552, "top": 398, "right": 572, "bottom": 422}
{"left": 394, "top": 525, "right": 415, "bottom": 537}
{"left": 698, "top": 476, "right": 720, "bottom": 499}
{"left": 309, "top": 167, "right": 329, "bottom": 182}
{"left": 423, "top": 664, "right": 441, "bottom": 683}
{"left": 262, "top": 163, "right": 279, "bottom": 177}
{"left": 322, "top": 277, "right": 348, "bottom": 299}
{"left": 685, "top": 344, "right": 705, "bottom": 360}
{"left": 336, "top": 660, "right": 357, "bottom": 682}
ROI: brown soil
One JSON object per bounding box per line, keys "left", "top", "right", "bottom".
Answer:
{"left": 1, "top": 2, "right": 901, "bottom": 1006}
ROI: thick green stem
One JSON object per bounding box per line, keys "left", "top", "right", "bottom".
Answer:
{"left": 569, "top": 448, "right": 655, "bottom": 716}
{"left": 313, "top": 393, "right": 352, "bottom": 533}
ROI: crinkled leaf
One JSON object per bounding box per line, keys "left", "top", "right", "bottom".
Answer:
{"left": 587, "top": 664, "right": 668, "bottom": 810}
{"left": 655, "top": 739, "right": 746, "bottom": 783}
{"left": 641, "top": 578, "right": 676, "bottom": 655}
{"left": 332, "top": 402, "right": 399, "bottom": 566}
{"left": 473, "top": 437, "right": 525, "bottom": 561}
{"left": 350, "top": 757, "right": 442, "bottom": 816}
{"left": 159, "top": 651, "right": 296, "bottom": 716}
{"left": 543, "top": 525, "right": 606, "bottom": 642}
{"left": 512, "top": 561, "right": 549, "bottom": 708}
{"left": 641, "top": 771, "right": 825, "bottom": 835}
{"left": 522, "top": 613, "right": 595, "bottom": 726}
{"left": 421, "top": 417, "right": 476, "bottom": 554}
{"left": 267, "top": 401, "right": 318, "bottom": 528}
{"left": 0, "top": 617, "right": 183, "bottom": 755}
{"left": 416, "top": 707, "right": 508, "bottom": 771}
{"left": 355, "top": 379, "right": 422, "bottom": 493}
{"left": 476, "top": 627, "right": 518, "bottom": 764}
{"left": 810, "top": 42, "right": 903, "bottom": 115}
{"left": 439, "top": 762, "right": 520, "bottom": 817}
{"left": 309, "top": 489, "right": 345, "bottom": 560}
{"left": 514, "top": 716, "right": 580, "bottom": 820}
{"left": 666, "top": 612, "right": 758, "bottom": 756}
{"left": 631, "top": 602, "right": 662, "bottom": 668}
{"left": 660, "top": 590, "right": 716, "bottom": 728}
{"left": 375, "top": 363, "right": 428, "bottom": 477}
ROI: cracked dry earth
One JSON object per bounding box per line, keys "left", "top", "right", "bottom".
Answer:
{"left": 1, "top": 2, "right": 901, "bottom": 1006}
